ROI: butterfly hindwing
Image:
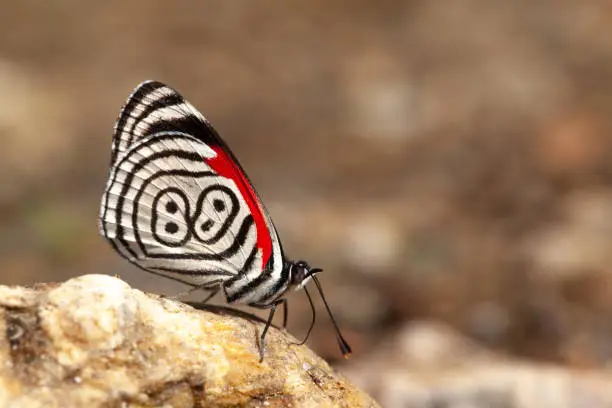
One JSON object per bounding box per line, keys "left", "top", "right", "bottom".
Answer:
{"left": 100, "top": 81, "right": 285, "bottom": 303}
{"left": 101, "top": 132, "right": 258, "bottom": 283}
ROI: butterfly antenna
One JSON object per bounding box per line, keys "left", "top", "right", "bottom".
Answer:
{"left": 294, "top": 286, "right": 316, "bottom": 345}
{"left": 311, "top": 275, "right": 352, "bottom": 358}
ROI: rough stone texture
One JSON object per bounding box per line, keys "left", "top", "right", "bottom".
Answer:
{"left": 0, "top": 274, "right": 379, "bottom": 408}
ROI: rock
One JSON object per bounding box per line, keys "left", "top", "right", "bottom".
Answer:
{"left": 341, "top": 321, "right": 612, "bottom": 408}
{"left": 0, "top": 274, "right": 380, "bottom": 408}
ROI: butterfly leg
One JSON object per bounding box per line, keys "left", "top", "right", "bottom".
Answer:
{"left": 282, "top": 299, "right": 288, "bottom": 329}
{"left": 259, "top": 298, "right": 287, "bottom": 362}
{"left": 200, "top": 287, "right": 221, "bottom": 304}
{"left": 165, "top": 281, "right": 222, "bottom": 302}
{"left": 164, "top": 286, "right": 201, "bottom": 300}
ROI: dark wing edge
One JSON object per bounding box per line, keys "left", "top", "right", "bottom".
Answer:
{"left": 111, "top": 80, "right": 220, "bottom": 164}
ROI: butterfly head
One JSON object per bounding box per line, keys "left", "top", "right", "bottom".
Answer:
{"left": 288, "top": 260, "right": 322, "bottom": 291}
{"left": 286, "top": 259, "right": 352, "bottom": 358}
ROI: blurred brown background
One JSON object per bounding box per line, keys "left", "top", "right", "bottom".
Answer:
{"left": 2, "top": 1, "right": 612, "bottom": 406}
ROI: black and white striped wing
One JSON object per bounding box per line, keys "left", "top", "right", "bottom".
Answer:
{"left": 110, "top": 80, "right": 212, "bottom": 164}
{"left": 100, "top": 81, "right": 285, "bottom": 300}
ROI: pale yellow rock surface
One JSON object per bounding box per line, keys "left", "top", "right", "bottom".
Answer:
{"left": 0, "top": 274, "right": 380, "bottom": 408}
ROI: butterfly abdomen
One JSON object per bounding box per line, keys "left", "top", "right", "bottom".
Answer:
{"left": 222, "top": 254, "right": 291, "bottom": 306}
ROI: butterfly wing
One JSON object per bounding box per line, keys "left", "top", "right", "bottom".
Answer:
{"left": 100, "top": 81, "right": 286, "bottom": 303}
{"left": 110, "top": 81, "right": 218, "bottom": 164}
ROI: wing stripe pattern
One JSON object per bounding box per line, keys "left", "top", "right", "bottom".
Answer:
{"left": 101, "top": 132, "right": 261, "bottom": 285}
{"left": 100, "top": 81, "right": 287, "bottom": 304}
{"left": 206, "top": 147, "right": 273, "bottom": 270}
{"left": 112, "top": 81, "right": 165, "bottom": 163}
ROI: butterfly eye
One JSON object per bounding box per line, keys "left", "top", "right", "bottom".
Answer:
{"left": 192, "top": 184, "right": 239, "bottom": 244}
{"left": 151, "top": 188, "right": 191, "bottom": 247}
{"left": 290, "top": 262, "right": 307, "bottom": 284}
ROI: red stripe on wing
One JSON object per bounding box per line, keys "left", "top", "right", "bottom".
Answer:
{"left": 206, "top": 147, "right": 272, "bottom": 271}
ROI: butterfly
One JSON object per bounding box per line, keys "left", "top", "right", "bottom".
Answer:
{"left": 99, "top": 80, "right": 351, "bottom": 361}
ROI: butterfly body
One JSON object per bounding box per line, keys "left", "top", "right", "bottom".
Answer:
{"left": 100, "top": 81, "right": 350, "bottom": 359}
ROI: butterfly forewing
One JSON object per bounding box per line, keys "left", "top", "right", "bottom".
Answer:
{"left": 100, "top": 81, "right": 285, "bottom": 303}
{"left": 111, "top": 81, "right": 209, "bottom": 163}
